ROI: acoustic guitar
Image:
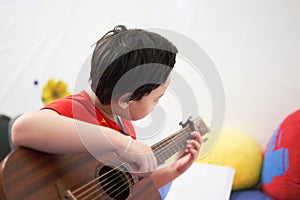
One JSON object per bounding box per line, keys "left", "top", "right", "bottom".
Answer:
{"left": 0, "top": 117, "right": 208, "bottom": 200}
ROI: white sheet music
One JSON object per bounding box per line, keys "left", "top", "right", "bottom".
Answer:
{"left": 165, "top": 163, "right": 235, "bottom": 200}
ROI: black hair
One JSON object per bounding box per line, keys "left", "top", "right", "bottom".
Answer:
{"left": 90, "top": 25, "right": 178, "bottom": 105}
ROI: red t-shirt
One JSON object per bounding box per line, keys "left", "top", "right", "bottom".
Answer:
{"left": 42, "top": 90, "right": 136, "bottom": 139}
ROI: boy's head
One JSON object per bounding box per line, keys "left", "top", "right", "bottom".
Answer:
{"left": 90, "top": 25, "right": 178, "bottom": 119}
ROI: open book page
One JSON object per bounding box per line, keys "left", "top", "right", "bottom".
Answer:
{"left": 165, "top": 163, "right": 235, "bottom": 200}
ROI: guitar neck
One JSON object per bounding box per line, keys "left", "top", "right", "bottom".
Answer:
{"left": 151, "top": 117, "right": 209, "bottom": 165}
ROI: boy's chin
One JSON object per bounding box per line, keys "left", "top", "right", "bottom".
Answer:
{"left": 116, "top": 110, "right": 146, "bottom": 121}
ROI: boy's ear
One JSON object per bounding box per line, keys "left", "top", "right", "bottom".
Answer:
{"left": 117, "top": 93, "right": 132, "bottom": 109}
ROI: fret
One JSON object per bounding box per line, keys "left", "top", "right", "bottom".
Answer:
{"left": 151, "top": 117, "right": 209, "bottom": 165}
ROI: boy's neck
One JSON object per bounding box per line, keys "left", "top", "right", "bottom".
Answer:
{"left": 87, "top": 91, "right": 116, "bottom": 121}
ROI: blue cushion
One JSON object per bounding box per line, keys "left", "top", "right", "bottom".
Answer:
{"left": 230, "top": 190, "right": 272, "bottom": 200}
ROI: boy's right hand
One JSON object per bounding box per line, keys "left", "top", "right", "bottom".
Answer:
{"left": 116, "top": 139, "right": 157, "bottom": 176}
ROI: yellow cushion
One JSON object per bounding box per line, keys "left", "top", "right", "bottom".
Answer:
{"left": 196, "top": 129, "right": 263, "bottom": 190}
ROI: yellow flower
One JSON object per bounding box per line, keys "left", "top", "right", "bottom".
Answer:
{"left": 42, "top": 79, "right": 70, "bottom": 105}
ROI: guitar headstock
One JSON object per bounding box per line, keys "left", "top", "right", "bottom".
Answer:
{"left": 179, "top": 116, "right": 209, "bottom": 136}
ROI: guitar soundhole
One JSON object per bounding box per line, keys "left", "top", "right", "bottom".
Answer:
{"left": 98, "top": 166, "right": 133, "bottom": 200}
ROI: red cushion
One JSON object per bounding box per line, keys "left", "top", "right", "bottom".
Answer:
{"left": 261, "top": 109, "right": 300, "bottom": 199}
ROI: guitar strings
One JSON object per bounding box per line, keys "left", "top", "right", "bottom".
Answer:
{"left": 85, "top": 128, "right": 193, "bottom": 200}
{"left": 87, "top": 121, "right": 207, "bottom": 200}
{"left": 71, "top": 128, "right": 194, "bottom": 199}
{"left": 78, "top": 162, "right": 136, "bottom": 200}
{"left": 71, "top": 127, "right": 199, "bottom": 199}
{"left": 97, "top": 129, "right": 193, "bottom": 199}
{"left": 87, "top": 171, "right": 134, "bottom": 200}
{"left": 72, "top": 162, "right": 128, "bottom": 197}
{"left": 101, "top": 130, "right": 191, "bottom": 199}
{"left": 75, "top": 167, "right": 122, "bottom": 199}
{"left": 153, "top": 127, "right": 195, "bottom": 161}
{"left": 101, "top": 121, "right": 208, "bottom": 200}
{"left": 105, "top": 128, "right": 197, "bottom": 200}
{"left": 71, "top": 126, "right": 191, "bottom": 196}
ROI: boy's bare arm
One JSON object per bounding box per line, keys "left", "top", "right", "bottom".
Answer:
{"left": 11, "top": 109, "right": 157, "bottom": 173}
{"left": 12, "top": 109, "right": 120, "bottom": 153}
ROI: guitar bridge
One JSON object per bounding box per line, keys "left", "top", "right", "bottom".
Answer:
{"left": 56, "top": 179, "right": 77, "bottom": 200}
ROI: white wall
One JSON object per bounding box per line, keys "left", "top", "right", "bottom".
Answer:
{"left": 1, "top": 0, "right": 299, "bottom": 148}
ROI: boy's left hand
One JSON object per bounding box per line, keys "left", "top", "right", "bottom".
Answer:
{"left": 173, "top": 131, "right": 202, "bottom": 174}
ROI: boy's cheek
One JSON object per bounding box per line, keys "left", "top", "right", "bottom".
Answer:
{"left": 128, "top": 106, "right": 150, "bottom": 121}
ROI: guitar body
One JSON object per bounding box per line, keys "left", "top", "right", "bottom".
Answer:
{"left": 0, "top": 148, "right": 161, "bottom": 200}
{"left": 0, "top": 117, "right": 208, "bottom": 200}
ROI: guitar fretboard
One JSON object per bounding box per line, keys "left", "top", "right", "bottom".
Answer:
{"left": 151, "top": 117, "right": 209, "bottom": 165}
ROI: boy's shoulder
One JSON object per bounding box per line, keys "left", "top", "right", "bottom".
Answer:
{"left": 42, "top": 91, "right": 96, "bottom": 121}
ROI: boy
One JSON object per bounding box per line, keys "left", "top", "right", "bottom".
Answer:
{"left": 11, "top": 25, "right": 202, "bottom": 195}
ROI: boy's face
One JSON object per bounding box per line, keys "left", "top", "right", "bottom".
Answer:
{"left": 127, "top": 75, "right": 171, "bottom": 121}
